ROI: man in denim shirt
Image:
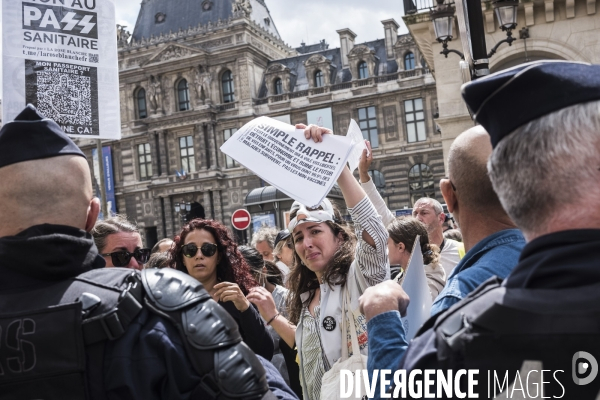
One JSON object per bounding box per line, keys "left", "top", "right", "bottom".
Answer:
{"left": 360, "top": 125, "right": 525, "bottom": 398}
{"left": 431, "top": 126, "right": 525, "bottom": 316}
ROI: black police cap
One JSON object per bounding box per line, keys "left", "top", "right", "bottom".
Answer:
{"left": 0, "top": 104, "right": 86, "bottom": 169}
{"left": 461, "top": 61, "right": 600, "bottom": 148}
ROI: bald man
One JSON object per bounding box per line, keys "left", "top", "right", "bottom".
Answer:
{"left": 0, "top": 106, "right": 296, "bottom": 400}
{"left": 430, "top": 126, "right": 525, "bottom": 315}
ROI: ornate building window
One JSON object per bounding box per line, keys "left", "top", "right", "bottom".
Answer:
{"left": 274, "top": 78, "right": 283, "bottom": 95}
{"left": 404, "top": 52, "right": 415, "bottom": 70}
{"left": 408, "top": 163, "right": 435, "bottom": 205}
{"left": 405, "top": 98, "right": 426, "bottom": 142}
{"left": 179, "top": 136, "right": 196, "bottom": 173}
{"left": 177, "top": 79, "right": 190, "bottom": 111}
{"left": 137, "top": 143, "right": 153, "bottom": 180}
{"left": 222, "top": 70, "right": 235, "bottom": 103}
{"left": 314, "top": 70, "right": 324, "bottom": 88}
{"left": 358, "top": 106, "right": 379, "bottom": 148}
{"left": 358, "top": 61, "right": 369, "bottom": 79}
{"left": 136, "top": 88, "right": 147, "bottom": 119}
{"left": 223, "top": 128, "right": 239, "bottom": 168}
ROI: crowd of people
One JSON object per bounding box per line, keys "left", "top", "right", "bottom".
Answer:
{"left": 1, "top": 60, "right": 600, "bottom": 399}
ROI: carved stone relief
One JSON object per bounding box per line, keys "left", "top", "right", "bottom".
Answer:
{"left": 383, "top": 105, "right": 398, "bottom": 141}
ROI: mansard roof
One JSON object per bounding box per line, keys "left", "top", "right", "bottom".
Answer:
{"left": 132, "top": 0, "right": 281, "bottom": 41}
{"left": 258, "top": 35, "right": 415, "bottom": 97}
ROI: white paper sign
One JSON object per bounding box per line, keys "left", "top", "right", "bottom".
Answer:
{"left": 220, "top": 116, "right": 354, "bottom": 208}
{"left": 2, "top": 0, "right": 121, "bottom": 139}
{"left": 400, "top": 236, "right": 433, "bottom": 341}
{"left": 346, "top": 119, "right": 367, "bottom": 173}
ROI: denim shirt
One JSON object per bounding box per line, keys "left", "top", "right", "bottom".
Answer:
{"left": 366, "top": 311, "right": 408, "bottom": 399}
{"left": 430, "top": 228, "right": 525, "bottom": 316}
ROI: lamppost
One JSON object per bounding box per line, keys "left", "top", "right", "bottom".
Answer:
{"left": 174, "top": 202, "right": 191, "bottom": 225}
{"left": 431, "top": 0, "right": 520, "bottom": 60}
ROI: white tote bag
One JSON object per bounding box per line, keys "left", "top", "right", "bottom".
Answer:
{"left": 320, "top": 287, "right": 368, "bottom": 400}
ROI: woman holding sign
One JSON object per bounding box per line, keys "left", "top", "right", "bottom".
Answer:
{"left": 248, "top": 124, "right": 389, "bottom": 400}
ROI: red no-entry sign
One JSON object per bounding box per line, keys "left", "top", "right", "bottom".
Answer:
{"left": 231, "top": 209, "right": 251, "bottom": 230}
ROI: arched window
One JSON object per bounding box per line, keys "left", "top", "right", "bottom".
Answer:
{"left": 408, "top": 163, "right": 435, "bottom": 206}
{"left": 222, "top": 70, "right": 235, "bottom": 103}
{"left": 314, "top": 70, "right": 324, "bottom": 87}
{"left": 404, "top": 52, "right": 415, "bottom": 70}
{"left": 177, "top": 79, "right": 190, "bottom": 111}
{"left": 358, "top": 61, "right": 369, "bottom": 79}
{"left": 274, "top": 78, "right": 283, "bottom": 95}
{"left": 136, "top": 88, "right": 147, "bottom": 119}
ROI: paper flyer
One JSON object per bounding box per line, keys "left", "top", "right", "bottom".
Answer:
{"left": 346, "top": 118, "right": 368, "bottom": 173}
{"left": 220, "top": 116, "right": 354, "bottom": 207}
{"left": 2, "top": 0, "right": 121, "bottom": 139}
{"left": 400, "top": 236, "right": 433, "bottom": 341}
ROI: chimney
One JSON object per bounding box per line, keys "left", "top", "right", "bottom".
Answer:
{"left": 381, "top": 19, "right": 400, "bottom": 59}
{"left": 336, "top": 28, "right": 357, "bottom": 69}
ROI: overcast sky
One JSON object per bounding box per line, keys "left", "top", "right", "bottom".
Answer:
{"left": 115, "top": 0, "right": 409, "bottom": 49}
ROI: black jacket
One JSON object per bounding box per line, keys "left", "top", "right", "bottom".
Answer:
{"left": 0, "top": 224, "right": 295, "bottom": 400}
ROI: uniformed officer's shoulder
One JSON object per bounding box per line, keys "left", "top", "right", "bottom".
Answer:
{"left": 141, "top": 267, "right": 211, "bottom": 311}
{"left": 433, "top": 276, "right": 505, "bottom": 338}
{"left": 76, "top": 267, "right": 141, "bottom": 291}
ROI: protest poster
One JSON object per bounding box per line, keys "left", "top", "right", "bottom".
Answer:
{"left": 220, "top": 116, "right": 354, "bottom": 208}
{"left": 345, "top": 119, "right": 367, "bottom": 173}
{"left": 399, "top": 236, "right": 433, "bottom": 340}
{"left": 2, "top": 0, "right": 121, "bottom": 139}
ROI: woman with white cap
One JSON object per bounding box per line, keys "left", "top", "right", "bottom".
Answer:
{"left": 248, "top": 124, "right": 389, "bottom": 400}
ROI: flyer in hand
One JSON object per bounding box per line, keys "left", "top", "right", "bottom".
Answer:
{"left": 220, "top": 117, "right": 354, "bottom": 207}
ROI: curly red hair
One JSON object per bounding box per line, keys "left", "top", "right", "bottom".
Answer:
{"left": 169, "top": 219, "right": 258, "bottom": 295}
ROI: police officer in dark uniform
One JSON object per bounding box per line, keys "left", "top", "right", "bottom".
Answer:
{"left": 0, "top": 105, "right": 298, "bottom": 400}
{"left": 359, "top": 61, "right": 600, "bottom": 399}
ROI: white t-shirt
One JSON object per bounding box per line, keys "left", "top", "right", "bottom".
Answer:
{"left": 439, "top": 238, "right": 463, "bottom": 278}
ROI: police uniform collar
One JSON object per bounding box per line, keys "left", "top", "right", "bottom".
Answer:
{"left": 0, "top": 104, "right": 86, "bottom": 169}
{"left": 461, "top": 61, "right": 600, "bottom": 148}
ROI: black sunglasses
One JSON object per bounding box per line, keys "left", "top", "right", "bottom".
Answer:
{"left": 182, "top": 243, "right": 218, "bottom": 258}
{"left": 101, "top": 248, "right": 151, "bottom": 267}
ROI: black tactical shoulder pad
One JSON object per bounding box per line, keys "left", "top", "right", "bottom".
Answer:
{"left": 182, "top": 297, "right": 242, "bottom": 350}
{"left": 141, "top": 268, "right": 211, "bottom": 311}
{"left": 214, "top": 342, "right": 269, "bottom": 398}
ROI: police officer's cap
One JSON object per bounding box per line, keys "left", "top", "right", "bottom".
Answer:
{"left": 461, "top": 61, "right": 600, "bottom": 148}
{"left": 0, "top": 104, "right": 86, "bottom": 169}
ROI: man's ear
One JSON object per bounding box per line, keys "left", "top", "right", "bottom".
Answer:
{"left": 396, "top": 242, "right": 405, "bottom": 252}
{"left": 85, "top": 198, "right": 100, "bottom": 232}
{"left": 440, "top": 179, "right": 457, "bottom": 214}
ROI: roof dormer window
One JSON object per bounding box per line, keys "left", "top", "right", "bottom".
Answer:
{"left": 155, "top": 13, "right": 166, "bottom": 24}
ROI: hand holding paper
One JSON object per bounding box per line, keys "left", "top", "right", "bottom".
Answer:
{"left": 220, "top": 116, "right": 355, "bottom": 207}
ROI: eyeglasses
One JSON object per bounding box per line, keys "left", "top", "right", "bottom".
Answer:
{"left": 101, "top": 248, "right": 151, "bottom": 267}
{"left": 182, "top": 242, "right": 218, "bottom": 258}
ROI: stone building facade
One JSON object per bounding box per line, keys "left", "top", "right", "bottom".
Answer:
{"left": 76, "top": 0, "right": 446, "bottom": 247}
{"left": 403, "top": 0, "right": 600, "bottom": 169}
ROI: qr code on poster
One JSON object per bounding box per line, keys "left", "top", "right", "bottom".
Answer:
{"left": 89, "top": 53, "right": 99, "bottom": 63}
{"left": 35, "top": 71, "right": 93, "bottom": 126}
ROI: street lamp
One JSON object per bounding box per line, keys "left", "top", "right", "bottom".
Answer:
{"left": 174, "top": 202, "right": 191, "bottom": 224}
{"left": 430, "top": 0, "right": 465, "bottom": 59}
{"left": 487, "top": 0, "right": 519, "bottom": 57}
{"left": 432, "top": 0, "right": 521, "bottom": 59}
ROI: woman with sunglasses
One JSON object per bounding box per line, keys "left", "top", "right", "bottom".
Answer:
{"left": 169, "top": 219, "right": 274, "bottom": 360}
{"left": 92, "top": 215, "right": 150, "bottom": 270}
{"left": 249, "top": 124, "right": 389, "bottom": 400}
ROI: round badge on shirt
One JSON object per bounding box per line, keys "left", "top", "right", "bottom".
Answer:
{"left": 323, "top": 316, "right": 336, "bottom": 331}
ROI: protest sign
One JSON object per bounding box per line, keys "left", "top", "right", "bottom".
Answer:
{"left": 345, "top": 119, "right": 367, "bottom": 173}
{"left": 2, "top": 0, "right": 121, "bottom": 139}
{"left": 220, "top": 116, "right": 354, "bottom": 208}
{"left": 399, "top": 236, "right": 433, "bottom": 340}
